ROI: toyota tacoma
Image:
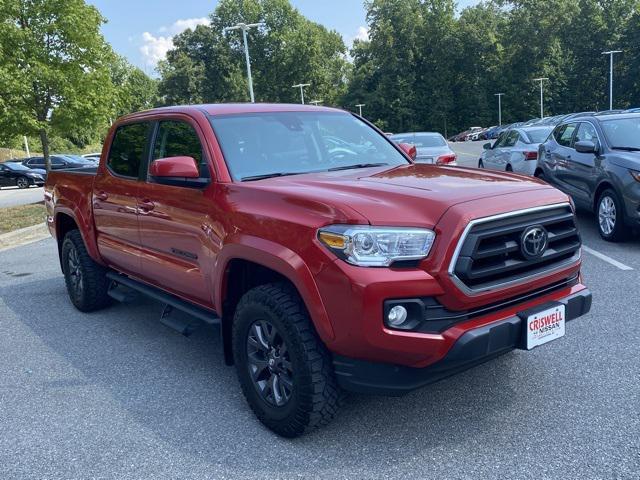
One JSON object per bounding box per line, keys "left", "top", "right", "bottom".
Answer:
{"left": 44, "top": 104, "right": 592, "bottom": 437}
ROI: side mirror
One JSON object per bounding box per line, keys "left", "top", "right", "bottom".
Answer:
{"left": 150, "top": 156, "right": 200, "bottom": 178}
{"left": 483, "top": 142, "right": 492, "bottom": 150}
{"left": 149, "top": 156, "right": 210, "bottom": 188}
{"left": 398, "top": 143, "right": 417, "bottom": 161}
{"left": 574, "top": 140, "right": 597, "bottom": 154}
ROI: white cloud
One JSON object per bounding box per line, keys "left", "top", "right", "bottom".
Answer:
{"left": 140, "top": 17, "right": 210, "bottom": 67}
{"left": 159, "top": 17, "right": 210, "bottom": 35}
{"left": 354, "top": 26, "right": 369, "bottom": 42}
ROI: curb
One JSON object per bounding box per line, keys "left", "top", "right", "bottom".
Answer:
{"left": 0, "top": 222, "right": 50, "bottom": 252}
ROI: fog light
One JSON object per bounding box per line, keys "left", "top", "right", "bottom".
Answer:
{"left": 387, "top": 305, "right": 408, "bottom": 327}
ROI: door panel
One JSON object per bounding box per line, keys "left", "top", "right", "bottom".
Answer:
{"left": 551, "top": 123, "right": 578, "bottom": 194}
{"left": 565, "top": 122, "right": 599, "bottom": 204}
{"left": 137, "top": 119, "right": 218, "bottom": 307}
{"left": 93, "top": 122, "right": 151, "bottom": 275}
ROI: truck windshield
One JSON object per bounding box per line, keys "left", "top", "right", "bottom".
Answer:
{"left": 209, "top": 112, "right": 408, "bottom": 181}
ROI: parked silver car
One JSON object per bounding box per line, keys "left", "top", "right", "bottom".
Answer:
{"left": 390, "top": 132, "right": 457, "bottom": 165}
{"left": 478, "top": 126, "right": 553, "bottom": 175}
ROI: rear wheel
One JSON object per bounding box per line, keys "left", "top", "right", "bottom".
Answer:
{"left": 597, "top": 189, "right": 628, "bottom": 242}
{"left": 61, "top": 230, "right": 112, "bottom": 311}
{"left": 478, "top": 159, "right": 484, "bottom": 168}
{"left": 232, "top": 282, "right": 342, "bottom": 437}
{"left": 16, "top": 177, "right": 29, "bottom": 189}
{"left": 506, "top": 164, "right": 513, "bottom": 172}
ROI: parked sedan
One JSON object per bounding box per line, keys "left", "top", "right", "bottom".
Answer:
{"left": 22, "top": 155, "right": 94, "bottom": 170}
{"left": 390, "top": 132, "right": 457, "bottom": 165}
{"left": 0, "top": 161, "right": 46, "bottom": 189}
{"left": 537, "top": 112, "right": 640, "bottom": 241}
{"left": 479, "top": 126, "right": 553, "bottom": 175}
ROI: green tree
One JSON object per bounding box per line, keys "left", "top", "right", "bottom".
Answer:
{"left": 0, "top": 0, "right": 115, "bottom": 170}
{"left": 158, "top": 0, "right": 349, "bottom": 106}
{"left": 111, "top": 55, "right": 160, "bottom": 117}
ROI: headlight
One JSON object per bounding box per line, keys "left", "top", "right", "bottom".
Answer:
{"left": 318, "top": 225, "right": 436, "bottom": 267}
{"left": 630, "top": 170, "right": 640, "bottom": 183}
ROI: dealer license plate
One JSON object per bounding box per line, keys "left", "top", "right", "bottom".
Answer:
{"left": 524, "top": 304, "right": 565, "bottom": 350}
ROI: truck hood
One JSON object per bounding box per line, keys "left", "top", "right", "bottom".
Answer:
{"left": 252, "top": 164, "right": 559, "bottom": 227}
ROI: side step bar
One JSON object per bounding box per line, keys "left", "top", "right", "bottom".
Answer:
{"left": 106, "top": 272, "right": 220, "bottom": 336}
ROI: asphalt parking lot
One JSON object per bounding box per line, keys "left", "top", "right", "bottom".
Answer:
{"left": 0, "top": 186, "right": 44, "bottom": 208}
{"left": 1, "top": 152, "right": 639, "bottom": 479}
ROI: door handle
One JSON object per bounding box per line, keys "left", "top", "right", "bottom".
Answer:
{"left": 138, "top": 199, "right": 155, "bottom": 212}
{"left": 95, "top": 191, "right": 108, "bottom": 201}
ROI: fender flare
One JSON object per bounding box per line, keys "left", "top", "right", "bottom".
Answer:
{"left": 214, "top": 235, "right": 335, "bottom": 343}
{"left": 54, "top": 203, "right": 104, "bottom": 267}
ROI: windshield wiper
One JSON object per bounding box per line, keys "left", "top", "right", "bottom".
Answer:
{"left": 611, "top": 146, "right": 640, "bottom": 152}
{"left": 241, "top": 172, "right": 302, "bottom": 181}
{"left": 327, "top": 162, "right": 389, "bottom": 172}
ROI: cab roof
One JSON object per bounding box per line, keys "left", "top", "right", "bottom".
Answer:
{"left": 136, "top": 103, "right": 345, "bottom": 117}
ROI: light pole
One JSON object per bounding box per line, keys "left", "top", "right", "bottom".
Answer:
{"left": 602, "top": 50, "right": 622, "bottom": 110}
{"left": 223, "top": 22, "right": 263, "bottom": 103}
{"left": 533, "top": 78, "right": 549, "bottom": 119}
{"left": 355, "top": 104, "right": 365, "bottom": 116}
{"left": 309, "top": 100, "right": 323, "bottom": 106}
{"left": 292, "top": 83, "right": 310, "bottom": 104}
{"left": 494, "top": 93, "right": 504, "bottom": 126}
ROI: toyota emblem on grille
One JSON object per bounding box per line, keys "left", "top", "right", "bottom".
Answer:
{"left": 521, "top": 225, "right": 548, "bottom": 259}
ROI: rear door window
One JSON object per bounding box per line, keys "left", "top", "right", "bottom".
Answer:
{"left": 107, "top": 122, "right": 151, "bottom": 178}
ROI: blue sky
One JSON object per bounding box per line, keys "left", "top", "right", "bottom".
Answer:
{"left": 87, "top": 0, "right": 479, "bottom": 73}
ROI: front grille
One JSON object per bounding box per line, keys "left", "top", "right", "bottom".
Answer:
{"left": 451, "top": 204, "right": 581, "bottom": 293}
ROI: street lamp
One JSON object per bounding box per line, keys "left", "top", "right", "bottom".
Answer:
{"left": 494, "top": 93, "right": 504, "bottom": 126}
{"left": 532, "top": 78, "right": 549, "bottom": 119}
{"left": 292, "top": 83, "right": 310, "bottom": 104}
{"left": 602, "top": 50, "right": 622, "bottom": 110}
{"left": 355, "top": 104, "right": 365, "bottom": 116}
{"left": 309, "top": 100, "right": 323, "bottom": 106}
{"left": 223, "top": 22, "right": 264, "bottom": 103}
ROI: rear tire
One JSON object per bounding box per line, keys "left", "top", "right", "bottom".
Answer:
{"left": 506, "top": 164, "right": 513, "bottom": 172}
{"left": 232, "top": 282, "right": 342, "bottom": 437}
{"left": 597, "top": 189, "right": 628, "bottom": 242}
{"left": 61, "top": 230, "right": 112, "bottom": 312}
{"left": 478, "top": 159, "right": 484, "bottom": 169}
{"left": 16, "top": 177, "right": 30, "bottom": 189}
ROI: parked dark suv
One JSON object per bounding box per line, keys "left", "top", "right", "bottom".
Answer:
{"left": 536, "top": 113, "right": 640, "bottom": 241}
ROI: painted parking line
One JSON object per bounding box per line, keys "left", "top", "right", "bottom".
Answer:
{"left": 582, "top": 245, "right": 634, "bottom": 271}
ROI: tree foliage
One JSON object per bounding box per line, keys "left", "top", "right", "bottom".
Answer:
{"left": 0, "top": 0, "right": 158, "bottom": 162}
{"left": 158, "top": 0, "right": 350, "bottom": 106}
{"left": 346, "top": 0, "right": 640, "bottom": 135}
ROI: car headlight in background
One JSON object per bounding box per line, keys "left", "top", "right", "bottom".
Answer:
{"left": 629, "top": 170, "right": 640, "bottom": 183}
{"left": 318, "top": 225, "right": 436, "bottom": 267}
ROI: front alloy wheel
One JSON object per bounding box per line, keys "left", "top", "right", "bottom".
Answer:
{"left": 16, "top": 177, "right": 29, "bottom": 189}
{"left": 598, "top": 195, "right": 616, "bottom": 236}
{"left": 246, "top": 320, "right": 294, "bottom": 407}
{"left": 597, "top": 189, "right": 628, "bottom": 242}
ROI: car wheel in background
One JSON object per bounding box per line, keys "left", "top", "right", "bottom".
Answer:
{"left": 61, "top": 230, "right": 112, "bottom": 311}
{"left": 597, "top": 189, "right": 628, "bottom": 242}
{"left": 16, "top": 177, "right": 30, "bottom": 189}
{"left": 506, "top": 164, "right": 513, "bottom": 172}
{"left": 478, "top": 159, "right": 484, "bottom": 168}
{"left": 232, "top": 282, "right": 342, "bottom": 438}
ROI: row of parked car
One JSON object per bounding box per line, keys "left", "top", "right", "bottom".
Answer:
{"left": 478, "top": 111, "right": 640, "bottom": 242}
{"left": 451, "top": 107, "right": 640, "bottom": 142}
{"left": 0, "top": 153, "right": 100, "bottom": 189}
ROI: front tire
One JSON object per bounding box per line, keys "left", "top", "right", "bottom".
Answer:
{"left": 61, "top": 230, "right": 112, "bottom": 311}
{"left": 478, "top": 159, "right": 484, "bottom": 169}
{"left": 16, "top": 177, "right": 30, "bottom": 189}
{"left": 597, "top": 189, "right": 628, "bottom": 242}
{"left": 232, "top": 283, "right": 342, "bottom": 437}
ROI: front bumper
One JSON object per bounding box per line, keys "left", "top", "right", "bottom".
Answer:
{"left": 333, "top": 288, "right": 591, "bottom": 396}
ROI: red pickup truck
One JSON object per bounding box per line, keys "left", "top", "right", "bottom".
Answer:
{"left": 45, "top": 104, "right": 591, "bottom": 437}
